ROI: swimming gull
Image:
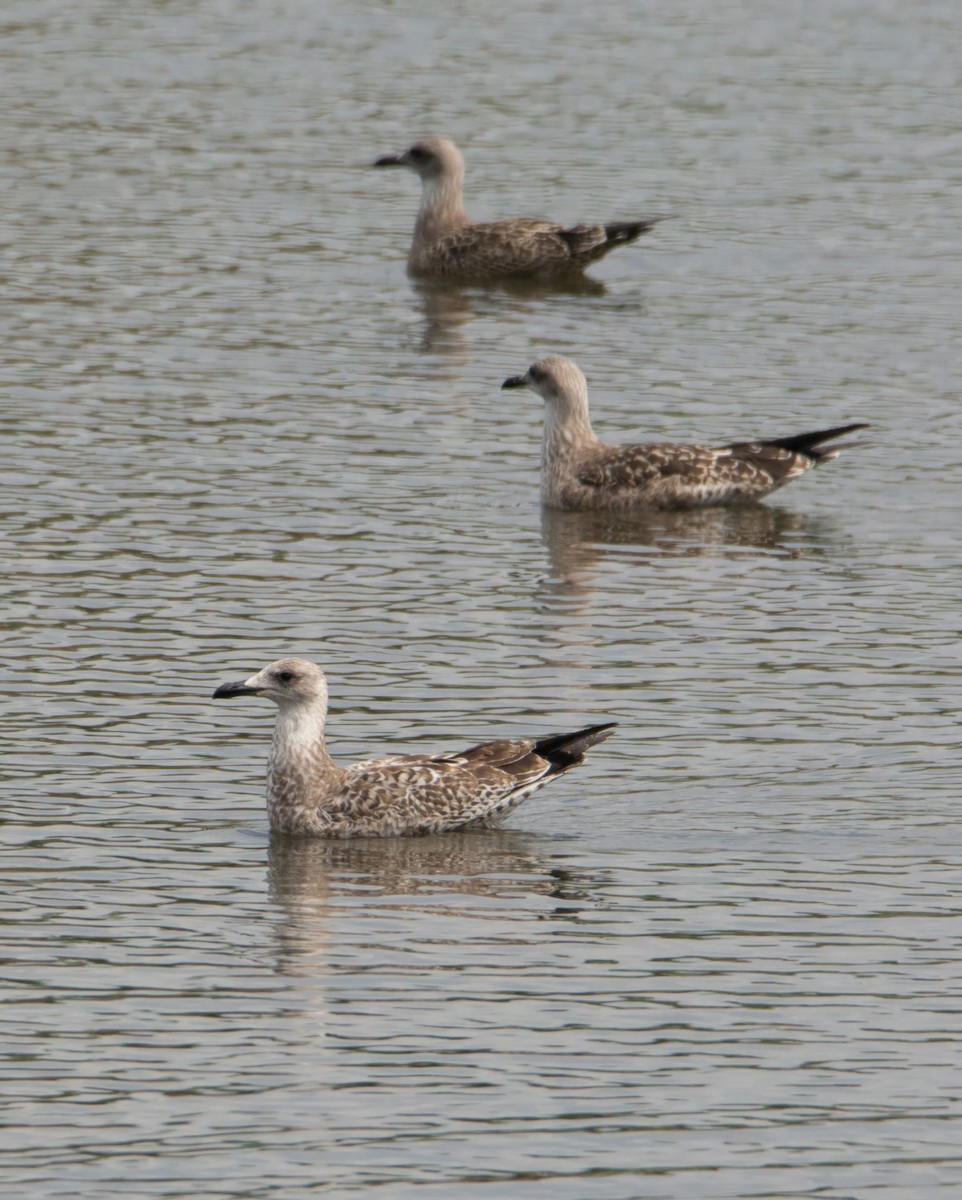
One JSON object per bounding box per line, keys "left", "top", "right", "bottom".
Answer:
{"left": 213, "top": 658, "right": 615, "bottom": 838}
{"left": 374, "top": 136, "right": 662, "bottom": 281}
{"left": 502, "top": 356, "right": 869, "bottom": 510}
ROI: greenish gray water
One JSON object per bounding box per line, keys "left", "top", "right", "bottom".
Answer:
{"left": 2, "top": 2, "right": 961, "bottom": 1197}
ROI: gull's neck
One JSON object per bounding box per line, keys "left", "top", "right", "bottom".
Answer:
{"left": 414, "top": 171, "right": 471, "bottom": 246}
{"left": 540, "top": 388, "right": 599, "bottom": 507}
{"left": 543, "top": 392, "right": 598, "bottom": 464}
{"left": 266, "top": 700, "right": 344, "bottom": 833}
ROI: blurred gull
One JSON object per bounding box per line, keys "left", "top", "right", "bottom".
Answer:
{"left": 374, "top": 136, "right": 663, "bottom": 281}
{"left": 503, "top": 356, "right": 869, "bottom": 510}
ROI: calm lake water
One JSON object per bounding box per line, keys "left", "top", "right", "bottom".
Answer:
{"left": 3, "top": 1, "right": 961, "bottom": 1197}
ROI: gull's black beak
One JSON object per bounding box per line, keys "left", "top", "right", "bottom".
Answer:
{"left": 374, "top": 152, "right": 405, "bottom": 168}
{"left": 501, "top": 374, "right": 529, "bottom": 390}
{"left": 212, "top": 680, "right": 263, "bottom": 700}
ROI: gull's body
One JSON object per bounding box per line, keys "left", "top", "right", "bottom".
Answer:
{"left": 374, "top": 137, "right": 662, "bottom": 281}
{"left": 213, "top": 658, "right": 614, "bottom": 838}
{"left": 503, "top": 357, "right": 869, "bottom": 511}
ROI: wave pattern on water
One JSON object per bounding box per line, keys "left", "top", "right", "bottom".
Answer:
{"left": 3, "top": 1, "right": 962, "bottom": 1197}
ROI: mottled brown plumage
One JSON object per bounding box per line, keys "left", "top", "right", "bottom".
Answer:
{"left": 213, "top": 658, "right": 615, "bottom": 838}
{"left": 502, "top": 356, "right": 869, "bottom": 511}
{"left": 374, "top": 136, "right": 661, "bottom": 280}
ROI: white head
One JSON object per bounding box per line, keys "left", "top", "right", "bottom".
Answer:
{"left": 213, "top": 657, "right": 329, "bottom": 713}
{"left": 374, "top": 136, "right": 465, "bottom": 188}
{"left": 502, "top": 356, "right": 591, "bottom": 422}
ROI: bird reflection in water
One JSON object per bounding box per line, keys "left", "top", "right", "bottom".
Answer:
{"left": 266, "top": 830, "right": 611, "bottom": 972}
{"left": 412, "top": 274, "right": 606, "bottom": 359}
{"left": 539, "top": 503, "right": 832, "bottom": 623}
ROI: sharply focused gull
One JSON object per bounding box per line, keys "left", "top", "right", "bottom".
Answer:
{"left": 374, "top": 136, "right": 662, "bottom": 281}
{"left": 503, "top": 356, "right": 869, "bottom": 510}
{"left": 213, "top": 658, "right": 615, "bottom": 837}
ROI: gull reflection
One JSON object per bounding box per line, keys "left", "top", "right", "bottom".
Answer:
{"left": 539, "top": 503, "right": 827, "bottom": 624}
{"left": 413, "top": 274, "right": 607, "bottom": 358}
{"left": 266, "top": 830, "right": 611, "bottom": 973}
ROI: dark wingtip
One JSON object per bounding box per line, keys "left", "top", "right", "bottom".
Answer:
{"left": 569, "top": 721, "right": 618, "bottom": 750}
{"left": 535, "top": 722, "right": 617, "bottom": 768}
{"left": 765, "top": 422, "right": 872, "bottom": 457}
{"left": 604, "top": 217, "right": 665, "bottom": 245}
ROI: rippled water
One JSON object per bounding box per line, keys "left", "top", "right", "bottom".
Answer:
{"left": 3, "top": 1, "right": 962, "bottom": 1197}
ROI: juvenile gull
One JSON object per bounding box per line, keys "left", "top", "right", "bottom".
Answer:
{"left": 213, "top": 658, "right": 615, "bottom": 838}
{"left": 503, "top": 356, "right": 869, "bottom": 510}
{"left": 374, "top": 136, "right": 662, "bottom": 281}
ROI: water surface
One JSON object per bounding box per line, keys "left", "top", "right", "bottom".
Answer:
{"left": 3, "top": 2, "right": 962, "bottom": 1197}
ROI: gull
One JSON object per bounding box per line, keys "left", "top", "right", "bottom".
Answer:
{"left": 213, "top": 658, "right": 615, "bottom": 837}
{"left": 502, "top": 356, "right": 869, "bottom": 510}
{"left": 374, "top": 136, "right": 662, "bottom": 280}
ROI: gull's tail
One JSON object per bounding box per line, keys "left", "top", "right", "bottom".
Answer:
{"left": 761, "top": 422, "right": 871, "bottom": 463}
{"left": 602, "top": 217, "right": 665, "bottom": 247}
{"left": 534, "top": 723, "right": 618, "bottom": 776}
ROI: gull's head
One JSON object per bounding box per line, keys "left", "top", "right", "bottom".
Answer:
{"left": 374, "top": 136, "right": 464, "bottom": 183}
{"left": 502, "top": 356, "right": 588, "bottom": 409}
{"left": 212, "top": 658, "right": 328, "bottom": 710}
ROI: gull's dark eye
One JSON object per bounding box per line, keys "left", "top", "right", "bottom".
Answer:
{"left": 529, "top": 366, "right": 543, "bottom": 382}
{"left": 409, "top": 146, "right": 427, "bottom": 162}
{"left": 275, "top": 670, "right": 295, "bottom": 684}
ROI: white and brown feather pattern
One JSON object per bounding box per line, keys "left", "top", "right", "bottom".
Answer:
{"left": 502, "top": 357, "right": 868, "bottom": 511}
{"left": 414, "top": 219, "right": 659, "bottom": 280}
{"left": 375, "top": 136, "right": 661, "bottom": 281}
{"left": 416, "top": 220, "right": 578, "bottom": 278}
{"left": 214, "top": 658, "right": 614, "bottom": 838}
{"left": 574, "top": 440, "right": 818, "bottom": 508}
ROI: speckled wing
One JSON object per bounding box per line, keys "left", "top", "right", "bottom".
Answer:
{"left": 722, "top": 440, "right": 816, "bottom": 494}
{"left": 338, "top": 739, "right": 556, "bottom": 833}
{"left": 576, "top": 443, "right": 673, "bottom": 492}
{"left": 421, "top": 216, "right": 662, "bottom": 278}
{"left": 426, "top": 220, "right": 579, "bottom": 277}
{"left": 577, "top": 442, "right": 811, "bottom": 506}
